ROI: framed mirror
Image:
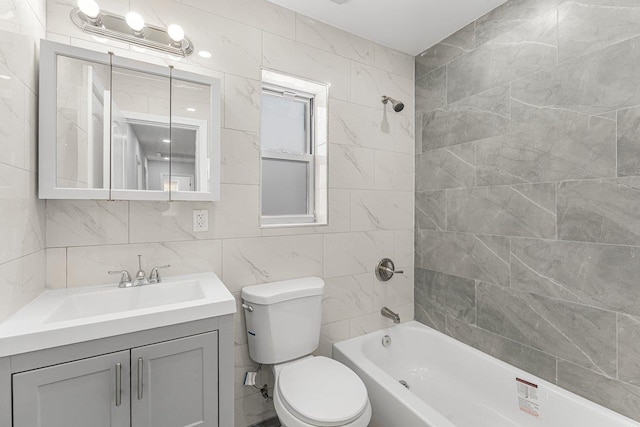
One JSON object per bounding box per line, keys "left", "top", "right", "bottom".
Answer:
{"left": 39, "top": 40, "right": 220, "bottom": 201}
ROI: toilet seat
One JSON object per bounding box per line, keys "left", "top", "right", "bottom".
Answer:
{"left": 277, "top": 357, "right": 369, "bottom": 427}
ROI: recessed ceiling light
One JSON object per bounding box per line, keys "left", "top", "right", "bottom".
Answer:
{"left": 198, "top": 50, "right": 212, "bottom": 58}
{"left": 0, "top": 75, "right": 11, "bottom": 80}
{"left": 163, "top": 157, "right": 170, "bottom": 160}
{"left": 186, "top": 107, "right": 196, "bottom": 112}
{"left": 162, "top": 138, "right": 170, "bottom": 143}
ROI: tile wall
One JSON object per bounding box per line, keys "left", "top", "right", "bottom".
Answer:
{"left": 414, "top": 0, "right": 640, "bottom": 420}
{"left": 44, "top": 0, "right": 415, "bottom": 425}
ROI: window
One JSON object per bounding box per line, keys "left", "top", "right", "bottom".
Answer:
{"left": 260, "top": 70, "right": 328, "bottom": 227}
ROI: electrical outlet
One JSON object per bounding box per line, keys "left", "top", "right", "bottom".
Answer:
{"left": 193, "top": 209, "right": 209, "bottom": 232}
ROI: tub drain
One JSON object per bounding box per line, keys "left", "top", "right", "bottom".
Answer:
{"left": 399, "top": 380, "right": 409, "bottom": 389}
{"left": 382, "top": 335, "right": 391, "bottom": 347}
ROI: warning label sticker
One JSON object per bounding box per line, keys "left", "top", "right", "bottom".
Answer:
{"left": 516, "top": 377, "right": 540, "bottom": 418}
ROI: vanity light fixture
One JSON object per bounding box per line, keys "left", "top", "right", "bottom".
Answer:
{"left": 71, "top": 1, "right": 194, "bottom": 57}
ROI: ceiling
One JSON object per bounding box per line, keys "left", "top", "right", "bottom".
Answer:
{"left": 267, "top": 0, "right": 506, "bottom": 56}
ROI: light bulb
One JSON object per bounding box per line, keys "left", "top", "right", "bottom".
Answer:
{"left": 125, "top": 12, "right": 145, "bottom": 32}
{"left": 78, "top": 0, "right": 100, "bottom": 19}
{"left": 167, "top": 24, "right": 184, "bottom": 43}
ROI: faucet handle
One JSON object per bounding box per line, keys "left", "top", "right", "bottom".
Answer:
{"left": 108, "top": 270, "right": 133, "bottom": 287}
{"left": 149, "top": 265, "right": 170, "bottom": 284}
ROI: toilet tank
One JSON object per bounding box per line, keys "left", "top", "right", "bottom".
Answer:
{"left": 242, "top": 277, "right": 324, "bottom": 364}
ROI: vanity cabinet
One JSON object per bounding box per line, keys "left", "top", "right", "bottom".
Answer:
{"left": 12, "top": 332, "right": 217, "bottom": 427}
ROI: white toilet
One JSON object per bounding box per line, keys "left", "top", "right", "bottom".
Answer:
{"left": 242, "top": 277, "right": 372, "bottom": 427}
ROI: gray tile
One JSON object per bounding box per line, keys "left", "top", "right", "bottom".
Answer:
{"left": 414, "top": 301, "right": 447, "bottom": 333}
{"left": 445, "top": 317, "right": 557, "bottom": 384}
{"left": 422, "top": 85, "right": 510, "bottom": 151}
{"left": 415, "top": 23, "right": 475, "bottom": 78}
{"left": 415, "top": 268, "right": 476, "bottom": 324}
{"left": 447, "top": 183, "right": 557, "bottom": 238}
{"left": 558, "top": 0, "right": 640, "bottom": 62}
{"left": 477, "top": 283, "right": 617, "bottom": 376}
{"left": 557, "top": 360, "right": 640, "bottom": 422}
{"left": 617, "top": 106, "right": 640, "bottom": 176}
{"left": 558, "top": 177, "right": 640, "bottom": 246}
{"left": 417, "top": 230, "right": 510, "bottom": 286}
{"left": 415, "top": 191, "right": 446, "bottom": 231}
{"left": 415, "top": 66, "right": 446, "bottom": 114}
{"left": 619, "top": 314, "right": 640, "bottom": 386}
{"left": 509, "top": 97, "right": 588, "bottom": 134}
{"left": 416, "top": 143, "right": 475, "bottom": 191}
{"left": 476, "top": 116, "right": 616, "bottom": 186}
{"left": 512, "top": 36, "right": 640, "bottom": 116}
{"left": 448, "top": 9, "right": 557, "bottom": 103}
{"left": 511, "top": 238, "right": 640, "bottom": 317}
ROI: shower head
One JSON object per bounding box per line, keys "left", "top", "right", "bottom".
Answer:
{"left": 381, "top": 95, "right": 405, "bottom": 112}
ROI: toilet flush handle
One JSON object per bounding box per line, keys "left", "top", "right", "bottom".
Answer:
{"left": 242, "top": 303, "right": 254, "bottom": 312}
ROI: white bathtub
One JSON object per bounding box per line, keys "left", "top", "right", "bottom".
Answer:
{"left": 333, "top": 321, "right": 640, "bottom": 427}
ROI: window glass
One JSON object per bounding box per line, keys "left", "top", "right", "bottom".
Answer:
{"left": 261, "top": 92, "right": 307, "bottom": 154}
{"left": 261, "top": 159, "right": 308, "bottom": 216}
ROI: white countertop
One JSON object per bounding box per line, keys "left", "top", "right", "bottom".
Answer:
{"left": 0, "top": 272, "right": 236, "bottom": 358}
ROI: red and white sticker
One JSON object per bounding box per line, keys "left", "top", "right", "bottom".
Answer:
{"left": 516, "top": 377, "right": 540, "bottom": 418}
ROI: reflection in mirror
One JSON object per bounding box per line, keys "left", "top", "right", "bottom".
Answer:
{"left": 56, "top": 55, "right": 110, "bottom": 189}
{"left": 171, "top": 78, "right": 211, "bottom": 193}
{"left": 111, "top": 67, "right": 170, "bottom": 192}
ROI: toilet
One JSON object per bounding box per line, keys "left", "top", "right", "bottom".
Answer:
{"left": 242, "top": 277, "right": 372, "bottom": 427}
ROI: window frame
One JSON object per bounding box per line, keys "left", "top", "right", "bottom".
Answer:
{"left": 260, "top": 83, "right": 316, "bottom": 226}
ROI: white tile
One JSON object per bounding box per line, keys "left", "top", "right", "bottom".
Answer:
{"left": 222, "top": 235, "right": 323, "bottom": 292}
{"left": 350, "top": 190, "right": 413, "bottom": 231}
{"left": 0, "top": 251, "right": 45, "bottom": 322}
{"left": 374, "top": 151, "right": 414, "bottom": 191}
{"left": 224, "top": 75, "right": 260, "bottom": 132}
{"left": 295, "top": 15, "right": 374, "bottom": 65}
{"left": 323, "top": 231, "right": 393, "bottom": 278}
{"left": 328, "top": 99, "right": 395, "bottom": 151}
{"left": 263, "top": 32, "right": 351, "bottom": 101}
{"left": 374, "top": 44, "right": 414, "bottom": 79}
{"left": 351, "top": 62, "right": 414, "bottom": 115}
{"left": 46, "top": 200, "right": 129, "bottom": 247}
{"left": 234, "top": 344, "right": 259, "bottom": 399}
{"left": 349, "top": 303, "right": 414, "bottom": 338}
{"left": 374, "top": 267, "right": 414, "bottom": 311}
{"left": 46, "top": 248, "right": 67, "bottom": 289}
{"left": 210, "top": 184, "right": 261, "bottom": 239}
{"left": 221, "top": 129, "right": 260, "bottom": 185}
{"left": 314, "top": 320, "right": 350, "bottom": 358}
{"left": 322, "top": 273, "right": 374, "bottom": 324}
{"left": 394, "top": 113, "right": 415, "bottom": 154}
{"left": 328, "top": 145, "right": 375, "bottom": 190}
{"left": 394, "top": 229, "right": 414, "bottom": 268}
{"left": 0, "top": 66, "right": 27, "bottom": 171}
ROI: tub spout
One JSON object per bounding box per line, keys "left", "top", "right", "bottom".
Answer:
{"left": 381, "top": 307, "right": 400, "bottom": 324}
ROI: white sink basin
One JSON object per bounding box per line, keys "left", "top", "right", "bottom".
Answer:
{"left": 0, "top": 272, "right": 236, "bottom": 357}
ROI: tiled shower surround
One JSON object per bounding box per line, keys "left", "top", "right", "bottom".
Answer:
{"left": 415, "top": 0, "right": 640, "bottom": 421}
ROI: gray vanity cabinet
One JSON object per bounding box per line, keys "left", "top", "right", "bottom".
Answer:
{"left": 12, "top": 351, "right": 131, "bottom": 427}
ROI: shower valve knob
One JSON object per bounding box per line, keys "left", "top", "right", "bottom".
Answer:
{"left": 376, "top": 258, "right": 403, "bottom": 282}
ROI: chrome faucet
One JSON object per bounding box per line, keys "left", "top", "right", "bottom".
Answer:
{"left": 381, "top": 307, "right": 400, "bottom": 324}
{"left": 133, "top": 255, "right": 149, "bottom": 286}
{"left": 109, "top": 256, "right": 171, "bottom": 288}
{"left": 108, "top": 269, "right": 133, "bottom": 288}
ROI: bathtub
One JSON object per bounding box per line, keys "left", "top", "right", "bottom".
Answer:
{"left": 333, "top": 321, "right": 640, "bottom": 427}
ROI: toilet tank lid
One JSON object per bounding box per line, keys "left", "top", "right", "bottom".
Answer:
{"left": 242, "top": 277, "right": 324, "bottom": 305}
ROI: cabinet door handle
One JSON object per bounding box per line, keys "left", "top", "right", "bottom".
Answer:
{"left": 137, "top": 357, "right": 144, "bottom": 400}
{"left": 115, "top": 363, "right": 122, "bottom": 407}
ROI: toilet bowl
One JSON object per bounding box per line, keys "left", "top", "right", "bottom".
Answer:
{"left": 241, "top": 277, "right": 372, "bottom": 427}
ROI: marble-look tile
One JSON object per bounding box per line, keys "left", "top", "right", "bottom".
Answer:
{"left": 415, "top": 268, "right": 476, "bottom": 324}
{"left": 444, "top": 317, "right": 557, "bottom": 384}
{"left": 0, "top": 251, "right": 45, "bottom": 322}
{"left": 447, "top": 183, "right": 557, "bottom": 238}
{"left": 323, "top": 231, "right": 394, "bottom": 278}
{"left": 328, "top": 145, "right": 375, "bottom": 190}
{"left": 222, "top": 235, "right": 323, "bottom": 292}
{"left": 374, "top": 44, "right": 414, "bottom": 79}
{"left": 350, "top": 190, "right": 413, "bottom": 232}
{"left": 66, "top": 240, "right": 222, "bottom": 288}
{"left": 557, "top": 360, "right": 640, "bottom": 422}
{"left": 349, "top": 303, "right": 414, "bottom": 338}
{"left": 46, "top": 200, "right": 129, "bottom": 248}
{"left": 476, "top": 116, "right": 616, "bottom": 185}
{"left": 263, "top": 32, "right": 350, "bottom": 101}
{"left": 234, "top": 392, "right": 276, "bottom": 427}
{"left": 416, "top": 143, "right": 476, "bottom": 191}
{"left": 448, "top": 9, "right": 557, "bottom": 103}
{"left": 374, "top": 267, "right": 413, "bottom": 311}
{"left": 234, "top": 344, "right": 259, "bottom": 400}
{"left": 394, "top": 114, "right": 415, "bottom": 154}
{"left": 182, "top": 0, "right": 296, "bottom": 39}
{"left": 45, "top": 248, "right": 66, "bottom": 289}
{"left": 224, "top": 75, "right": 259, "bottom": 133}
{"left": 0, "top": 65, "right": 28, "bottom": 171}
{"left": 417, "top": 230, "right": 510, "bottom": 286}
{"left": 295, "top": 15, "right": 374, "bottom": 65}
{"left": 351, "top": 62, "right": 414, "bottom": 114}
{"left": 374, "top": 151, "right": 413, "bottom": 191}
{"left": 617, "top": 106, "right": 640, "bottom": 176}
{"left": 558, "top": 177, "right": 640, "bottom": 246}
{"left": 477, "top": 283, "right": 617, "bottom": 376}
{"left": 220, "top": 129, "right": 259, "bottom": 185}
{"left": 393, "top": 229, "right": 414, "bottom": 267}
{"left": 323, "top": 274, "right": 374, "bottom": 324}
{"left": 232, "top": 292, "right": 248, "bottom": 346}
{"left": 422, "top": 85, "right": 510, "bottom": 151}
{"left": 511, "top": 238, "right": 640, "bottom": 316}
{"left": 414, "top": 300, "right": 446, "bottom": 333}
{"left": 619, "top": 314, "right": 640, "bottom": 386}
{"left": 328, "top": 100, "right": 395, "bottom": 151}
{"left": 508, "top": 97, "right": 589, "bottom": 134}
{"left": 415, "top": 66, "right": 446, "bottom": 114}
{"left": 314, "top": 320, "right": 350, "bottom": 358}
{"left": 512, "top": 35, "right": 640, "bottom": 116}
{"left": 558, "top": 0, "right": 640, "bottom": 62}
{"left": 415, "top": 191, "right": 446, "bottom": 231}
{"left": 0, "top": 28, "right": 39, "bottom": 94}
{"left": 209, "top": 185, "right": 261, "bottom": 239}
{"left": 416, "top": 22, "right": 475, "bottom": 78}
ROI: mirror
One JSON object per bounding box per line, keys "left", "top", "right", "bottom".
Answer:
{"left": 39, "top": 40, "right": 220, "bottom": 201}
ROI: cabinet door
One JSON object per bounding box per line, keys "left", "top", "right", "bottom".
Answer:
{"left": 131, "top": 331, "right": 218, "bottom": 427}
{"left": 12, "top": 351, "right": 130, "bottom": 427}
